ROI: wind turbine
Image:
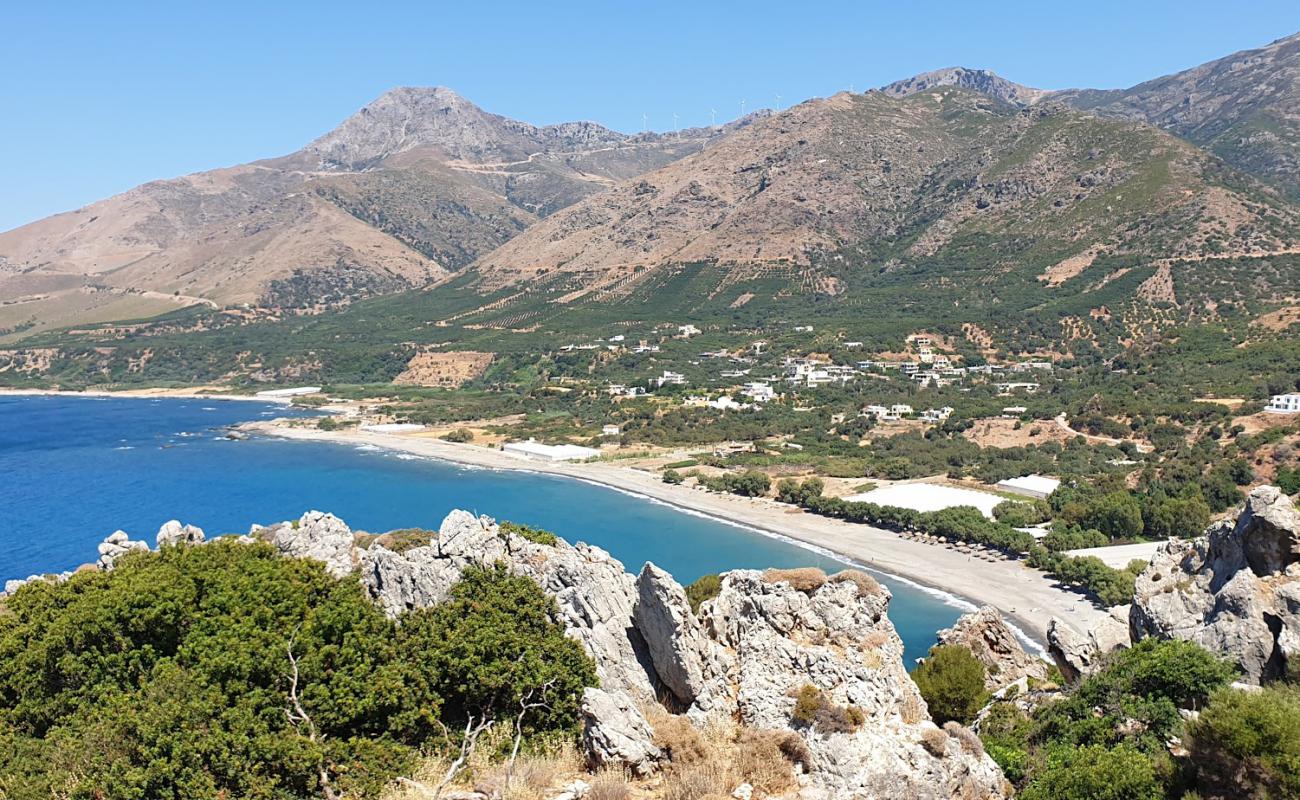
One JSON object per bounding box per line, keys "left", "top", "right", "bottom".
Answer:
{"left": 739, "top": 98, "right": 746, "bottom": 118}
{"left": 776, "top": 93, "right": 782, "bottom": 109}
{"left": 673, "top": 112, "right": 679, "bottom": 137}
{"left": 642, "top": 112, "right": 648, "bottom": 133}
{"left": 710, "top": 108, "right": 717, "bottom": 127}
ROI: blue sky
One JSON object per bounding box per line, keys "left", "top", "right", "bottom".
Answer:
{"left": 3, "top": 1, "right": 1298, "bottom": 231}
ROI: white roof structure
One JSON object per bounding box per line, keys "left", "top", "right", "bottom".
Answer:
{"left": 1064, "top": 541, "right": 1163, "bottom": 569}
{"left": 502, "top": 440, "right": 600, "bottom": 462}
{"left": 255, "top": 386, "right": 322, "bottom": 398}
{"left": 843, "top": 483, "right": 1003, "bottom": 519}
{"left": 995, "top": 475, "right": 1061, "bottom": 498}
{"left": 360, "top": 423, "right": 426, "bottom": 433}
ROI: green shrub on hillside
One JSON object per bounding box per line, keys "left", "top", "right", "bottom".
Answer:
{"left": 0, "top": 544, "right": 595, "bottom": 800}
{"left": 1187, "top": 683, "right": 1300, "bottom": 799}
{"left": 685, "top": 574, "right": 722, "bottom": 613}
{"left": 499, "top": 520, "right": 559, "bottom": 546}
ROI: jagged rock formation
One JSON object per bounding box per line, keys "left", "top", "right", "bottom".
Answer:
{"left": 1046, "top": 609, "right": 1131, "bottom": 683}
{"left": 256, "top": 511, "right": 358, "bottom": 578}
{"left": 5, "top": 509, "right": 1009, "bottom": 797}
{"left": 1131, "top": 486, "right": 1300, "bottom": 683}
{"left": 881, "top": 67, "right": 1050, "bottom": 105}
{"left": 936, "top": 606, "right": 1049, "bottom": 690}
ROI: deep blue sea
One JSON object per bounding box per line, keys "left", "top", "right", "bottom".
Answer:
{"left": 0, "top": 395, "right": 964, "bottom": 663}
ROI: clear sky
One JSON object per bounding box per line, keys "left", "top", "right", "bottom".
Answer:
{"left": 3, "top": 1, "right": 1298, "bottom": 231}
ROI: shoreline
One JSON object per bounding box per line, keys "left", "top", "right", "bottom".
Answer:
{"left": 249, "top": 421, "right": 1115, "bottom": 648}
{"left": 0, "top": 387, "right": 290, "bottom": 404}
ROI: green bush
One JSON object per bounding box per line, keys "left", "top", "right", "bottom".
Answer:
{"left": 1188, "top": 683, "right": 1300, "bottom": 799}
{"left": 993, "top": 498, "right": 1052, "bottom": 527}
{"left": 911, "top": 645, "right": 989, "bottom": 725}
{"left": 499, "top": 520, "right": 559, "bottom": 546}
{"left": 0, "top": 545, "right": 595, "bottom": 800}
{"left": 685, "top": 574, "right": 721, "bottom": 613}
{"left": 441, "top": 427, "right": 474, "bottom": 443}
{"left": 1021, "top": 744, "right": 1163, "bottom": 800}
{"left": 662, "top": 468, "right": 684, "bottom": 485}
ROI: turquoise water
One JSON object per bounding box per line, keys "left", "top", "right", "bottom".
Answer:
{"left": 0, "top": 395, "right": 964, "bottom": 663}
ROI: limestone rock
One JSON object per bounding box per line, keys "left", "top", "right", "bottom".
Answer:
{"left": 579, "top": 688, "right": 661, "bottom": 776}
{"left": 1131, "top": 486, "right": 1300, "bottom": 683}
{"left": 701, "top": 570, "right": 1008, "bottom": 799}
{"left": 156, "top": 520, "right": 205, "bottom": 548}
{"left": 264, "top": 511, "right": 357, "bottom": 578}
{"left": 96, "top": 530, "right": 149, "bottom": 570}
{"left": 936, "top": 606, "right": 1048, "bottom": 690}
{"left": 633, "top": 562, "right": 726, "bottom": 707}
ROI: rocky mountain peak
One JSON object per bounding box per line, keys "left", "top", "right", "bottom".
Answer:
{"left": 880, "top": 66, "right": 1051, "bottom": 105}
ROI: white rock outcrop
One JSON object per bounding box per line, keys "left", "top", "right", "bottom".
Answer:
{"left": 579, "top": 687, "right": 662, "bottom": 777}
{"left": 1131, "top": 486, "right": 1300, "bottom": 683}
{"left": 259, "top": 511, "right": 357, "bottom": 578}
{"left": 96, "top": 530, "right": 149, "bottom": 570}
{"left": 156, "top": 520, "right": 205, "bottom": 548}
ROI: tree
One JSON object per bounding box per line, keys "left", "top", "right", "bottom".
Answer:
{"left": 1188, "top": 684, "right": 1300, "bottom": 799}
{"left": 911, "top": 645, "right": 989, "bottom": 725}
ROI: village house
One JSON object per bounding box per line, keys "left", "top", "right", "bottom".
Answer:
{"left": 656, "top": 371, "right": 686, "bottom": 387}
{"left": 741, "top": 382, "right": 777, "bottom": 402}
{"left": 678, "top": 324, "right": 701, "bottom": 337}
{"left": 921, "top": 406, "right": 954, "bottom": 422}
{"left": 1266, "top": 393, "right": 1300, "bottom": 414}
{"left": 601, "top": 424, "right": 621, "bottom": 437}
{"left": 1002, "top": 405, "right": 1028, "bottom": 418}
{"left": 996, "top": 381, "right": 1040, "bottom": 394}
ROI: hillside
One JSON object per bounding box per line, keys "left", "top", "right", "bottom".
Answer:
{"left": 465, "top": 87, "right": 1300, "bottom": 322}
{"left": 0, "top": 87, "right": 724, "bottom": 338}
{"left": 1054, "top": 32, "right": 1300, "bottom": 197}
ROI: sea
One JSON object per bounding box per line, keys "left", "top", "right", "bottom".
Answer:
{"left": 0, "top": 394, "right": 967, "bottom": 664}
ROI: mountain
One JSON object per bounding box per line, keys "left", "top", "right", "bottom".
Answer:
{"left": 0, "top": 87, "right": 724, "bottom": 338}
{"left": 467, "top": 87, "right": 1300, "bottom": 312}
{"left": 1054, "top": 32, "right": 1300, "bottom": 197}
{"left": 880, "top": 67, "right": 1051, "bottom": 105}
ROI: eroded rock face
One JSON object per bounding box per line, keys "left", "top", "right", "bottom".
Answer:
{"left": 937, "top": 606, "right": 1048, "bottom": 691}
{"left": 632, "top": 562, "right": 719, "bottom": 707}
{"left": 701, "top": 570, "right": 1008, "bottom": 799}
{"left": 1046, "top": 611, "right": 1131, "bottom": 683}
{"left": 1131, "top": 486, "right": 1300, "bottom": 683}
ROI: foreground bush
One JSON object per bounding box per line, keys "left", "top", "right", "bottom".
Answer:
{"left": 0, "top": 543, "right": 595, "bottom": 799}
{"left": 911, "top": 645, "right": 988, "bottom": 725}
{"left": 1188, "top": 683, "right": 1300, "bottom": 799}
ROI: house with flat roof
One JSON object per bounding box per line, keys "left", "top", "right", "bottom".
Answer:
{"left": 1266, "top": 393, "right": 1300, "bottom": 414}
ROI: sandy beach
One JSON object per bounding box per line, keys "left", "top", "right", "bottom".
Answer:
{"left": 248, "top": 421, "right": 1117, "bottom": 648}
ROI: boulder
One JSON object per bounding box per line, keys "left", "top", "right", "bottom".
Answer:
{"left": 1131, "top": 487, "right": 1300, "bottom": 683}
{"left": 936, "top": 606, "right": 1048, "bottom": 690}
{"left": 156, "top": 520, "right": 205, "bottom": 548}
{"left": 96, "top": 530, "right": 149, "bottom": 570}
{"left": 579, "top": 688, "right": 661, "bottom": 776}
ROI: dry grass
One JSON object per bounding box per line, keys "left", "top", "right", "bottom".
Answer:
{"left": 900, "top": 690, "right": 928, "bottom": 725}
{"left": 762, "top": 567, "right": 827, "bottom": 593}
{"left": 647, "top": 709, "right": 801, "bottom": 800}
{"left": 920, "top": 726, "right": 950, "bottom": 758}
{"left": 585, "top": 769, "right": 633, "bottom": 800}
{"left": 942, "top": 722, "right": 984, "bottom": 757}
{"left": 380, "top": 730, "right": 584, "bottom": 800}
{"left": 829, "top": 569, "right": 883, "bottom": 597}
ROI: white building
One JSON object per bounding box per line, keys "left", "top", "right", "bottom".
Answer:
{"left": 1002, "top": 405, "right": 1028, "bottom": 418}
{"left": 503, "top": 440, "right": 601, "bottom": 462}
{"left": 601, "top": 424, "right": 621, "bottom": 437}
{"left": 996, "top": 382, "right": 1040, "bottom": 394}
{"left": 921, "top": 406, "right": 954, "bottom": 422}
{"left": 995, "top": 474, "right": 1061, "bottom": 499}
{"left": 656, "top": 371, "right": 686, "bottom": 387}
{"left": 890, "top": 403, "right": 914, "bottom": 418}
{"left": 1266, "top": 393, "right": 1300, "bottom": 414}
{"left": 678, "top": 324, "right": 701, "bottom": 337}
{"left": 741, "top": 382, "right": 776, "bottom": 403}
